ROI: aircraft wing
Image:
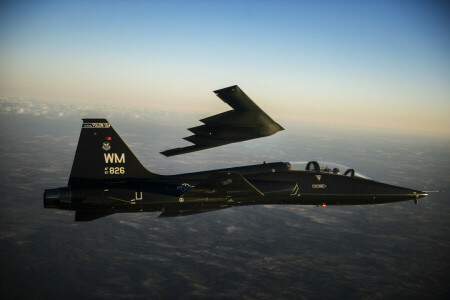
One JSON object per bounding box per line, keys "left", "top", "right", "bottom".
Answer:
{"left": 158, "top": 204, "right": 232, "bottom": 217}
{"left": 160, "top": 171, "right": 263, "bottom": 217}
{"left": 160, "top": 85, "right": 284, "bottom": 156}
{"left": 183, "top": 171, "right": 264, "bottom": 201}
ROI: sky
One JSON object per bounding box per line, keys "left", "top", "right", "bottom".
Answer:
{"left": 0, "top": 0, "right": 449, "bottom": 136}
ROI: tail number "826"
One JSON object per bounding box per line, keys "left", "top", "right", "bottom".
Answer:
{"left": 105, "top": 167, "right": 125, "bottom": 175}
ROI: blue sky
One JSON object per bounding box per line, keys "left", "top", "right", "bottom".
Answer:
{"left": 1, "top": 0, "right": 449, "bottom": 135}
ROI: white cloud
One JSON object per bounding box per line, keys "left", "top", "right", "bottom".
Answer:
{"left": 0, "top": 96, "right": 197, "bottom": 122}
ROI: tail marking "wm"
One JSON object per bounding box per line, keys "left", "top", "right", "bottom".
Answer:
{"left": 104, "top": 153, "right": 126, "bottom": 164}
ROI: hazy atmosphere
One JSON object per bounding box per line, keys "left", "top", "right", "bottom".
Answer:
{"left": 1, "top": 1, "right": 449, "bottom": 299}
{"left": 1, "top": 0, "right": 449, "bottom": 136}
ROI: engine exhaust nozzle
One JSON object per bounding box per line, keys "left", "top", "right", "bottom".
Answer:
{"left": 44, "top": 187, "right": 71, "bottom": 208}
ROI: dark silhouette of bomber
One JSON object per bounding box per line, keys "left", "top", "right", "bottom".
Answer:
{"left": 44, "top": 86, "right": 431, "bottom": 221}
{"left": 161, "top": 85, "right": 284, "bottom": 156}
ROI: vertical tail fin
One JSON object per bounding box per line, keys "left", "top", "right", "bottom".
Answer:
{"left": 68, "top": 119, "right": 158, "bottom": 186}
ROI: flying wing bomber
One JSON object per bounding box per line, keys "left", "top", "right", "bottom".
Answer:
{"left": 44, "top": 116, "right": 432, "bottom": 221}
{"left": 160, "top": 85, "right": 284, "bottom": 156}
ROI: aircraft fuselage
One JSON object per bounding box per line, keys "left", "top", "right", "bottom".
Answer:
{"left": 44, "top": 162, "right": 426, "bottom": 220}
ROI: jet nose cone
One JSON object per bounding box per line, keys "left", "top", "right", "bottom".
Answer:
{"left": 402, "top": 188, "right": 428, "bottom": 199}
{"left": 387, "top": 183, "right": 425, "bottom": 196}
{"left": 370, "top": 181, "right": 429, "bottom": 204}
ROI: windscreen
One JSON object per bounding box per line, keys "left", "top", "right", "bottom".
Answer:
{"left": 287, "top": 161, "right": 371, "bottom": 179}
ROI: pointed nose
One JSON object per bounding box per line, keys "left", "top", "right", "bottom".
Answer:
{"left": 367, "top": 180, "right": 429, "bottom": 203}
{"left": 392, "top": 185, "right": 427, "bottom": 198}
{"left": 416, "top": 192, "right": 428, "bottom": 198}
{"left": 377, "top": 181, "right": 424, "bottom": 196}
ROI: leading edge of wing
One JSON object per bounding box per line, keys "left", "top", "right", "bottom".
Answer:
{"left": 213, "top": 85, "right": 264, "bottom": 112}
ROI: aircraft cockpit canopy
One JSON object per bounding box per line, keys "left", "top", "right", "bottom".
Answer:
{"left": 286, "top": 161, "right": 370, "bottom": 179}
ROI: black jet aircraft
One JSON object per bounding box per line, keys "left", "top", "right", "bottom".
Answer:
{"left": 44, "top": 116, "right": 430, "bottom": 221}
{"left": 161, "top": 85, "right": 284, "bottom": 156}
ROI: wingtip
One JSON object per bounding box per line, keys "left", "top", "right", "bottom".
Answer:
{"left": 213, "top": 85, "right": 239, "bottom": 94}
{"left": 82, "top": 118, "right": 109, "bottom": 123}
{"left": 159, "top": 150, "right": 171, "bottom": 157}
{"left": 160, "top": 145, "right": 210, "bottom": 157}
{"left": 274, "top": 122, "right": 284, "bottom": 131}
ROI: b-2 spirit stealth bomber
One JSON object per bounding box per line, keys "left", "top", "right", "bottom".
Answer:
{"left": 161, "top": 85, "right": 284, "bottom": 156}
{"left": 44, "top": 85, "right": 430, "bottom": 221}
